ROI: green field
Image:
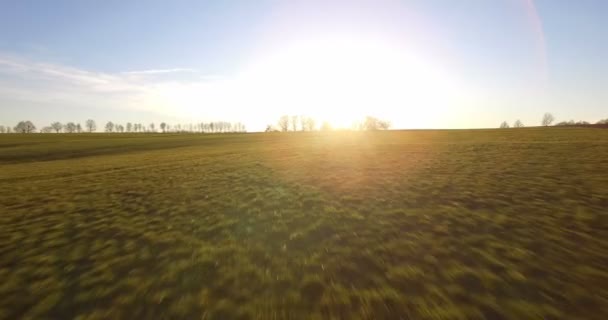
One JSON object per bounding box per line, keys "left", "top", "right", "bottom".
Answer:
{"left": 1, "top": 129, "right": 607, "bottom": 319}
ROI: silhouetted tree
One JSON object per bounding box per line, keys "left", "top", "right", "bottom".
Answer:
{"left": 105, "top": 121, "right": 114, "bottom": 133}
{"left": 300, "top": 115, "right": 307, "bottom": 131}
{"left": 64, "top": 122, "right": 77, "bottom": 133}
{"left": 51, "top": 122, "right": 63, "bottom": 133}
{"left": 149, "top": 123, "right": 155, "bottom": 132}
{"left": 378, "top": 120, "right": 391, "bottom": 130}
{"left": 86, "top": 119, "right": 96, "bottom": 133}
{"left": 126, "top": 122, "right": 132, "bottom": 132}
{"left": 555, "top": 120, "right": 590, "bottom": 126}
{"left": 597, "top": 119, "right": 608, "bottom": 125}
{"left": 500, "top": 121, "right": 510, "bottom": 128}
{"left": 160, "top": 122, "right": 167, "bottom": 133}
{"left": 41, "top": 126, "right": 53, "bottom": 133}
{"left": 363, "top": 116, "right": 391, "bottom": 130}
{"left": 542, "top": 113, "right": 555, "bottom": 126}
{"left": 514, "top": 120, "right": 524, "bottom": 128}
{"left": 278, "top": 115, "right": 289, "bottom": 132}
{"left": 266, "top": 125, "right": 280, "bottom": 132}
{"left": 76, "top": 123, "right": 82, "bottom": 133}
{"left": 304, "top": 117, "right": 316, "bottom": 131}
{"left": 0, "top": 125, "right": 5, "bottom": 133}
{"left": 291, "top": 115, "right": 298, "bottom": 131}
{"left": 14, "top": 121, "right": 36, "bottom": 133}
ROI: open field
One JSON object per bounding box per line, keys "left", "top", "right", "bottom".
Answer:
{"left": 1, "top": 128, "right": 607, "bottom": 319}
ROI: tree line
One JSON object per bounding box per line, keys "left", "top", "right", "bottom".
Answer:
{"left": 266, "top": 115, "right": 391, "bottom": 132}
{"left": 499, "top": 113, "right": 608, "bottom": 128}
{"left": 0, "top": 120, "right": 246, "bottom": 134}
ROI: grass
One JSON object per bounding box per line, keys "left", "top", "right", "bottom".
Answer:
{"left": 0, "top": 128, "right": 607, "bottom": 319}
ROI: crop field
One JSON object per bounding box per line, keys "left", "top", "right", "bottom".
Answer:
{"left": 0, "top": 128, "right": 607, "bottom": 319}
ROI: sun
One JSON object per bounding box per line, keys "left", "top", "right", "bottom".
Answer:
{"left": 157, "top": 34, "right": 462, "bottom": 131}
{"left": 236, "top": 34, "right": 460, "bottom": 129}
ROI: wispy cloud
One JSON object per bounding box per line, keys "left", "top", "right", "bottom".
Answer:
{"left": 121, "top": 68, "right": 197, "bottom": 75}
{"left": 0, "top": 54, "right": 257, "bottom": 125}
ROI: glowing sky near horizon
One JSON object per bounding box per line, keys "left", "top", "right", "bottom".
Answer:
{"left": 0, "top": 0, "right": 607, "bottom": 131}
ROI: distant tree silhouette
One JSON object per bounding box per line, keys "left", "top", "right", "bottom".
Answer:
{"left": 51, "top": 122, "right": 63, "bottom": 133}
{"left": 265, "top": 125, "right": 280, "bottom": 132}
{"left": 363, "top": 116, "right": 391, "bottom": 130}
{"left": 291, "top": 115, "right": 298, "bottom": 131}
{"left": 105, "top": 121, "right": 114, "bottom": 133}
{"left": 126, "top": 122, "right": 132, "bottom": 132}
{"left": 14, "top": 121, "right": 36, "bottom": 133}
{"left": 76, "top": 123, "right": 82, "bottom": 133}
{"left": 0, "top": 125, "right": 5, "bottom": 133}
{"left": 160, "top": 122, "right": 167, "bottom": 133}
{"left": 64, "top": 122, "right": 77, "bottom": 133}
{"left": 86, "top": 119, "right": 96, "bottom": 133}
{"left": 500, "top": 121, "right": 510, "bottom": 128}
{"left": 542, "top": 113, "right": 555, "bottom": 126}
{"left": 300, "top": 115, "right": 307, "bottom": 131}
{"left": 304, "top": 117, "right": 316, "bottom": 131}
{"left": 514, "top": 120, "right": 524, "bottom": 128}
{"left": 149, "top": 123, "right": 155, "bottom": 132}
{"left": 40, "top": 126, "right": 53, "bottom": 133}
{"left": 555, "top": 120, "right": 591, "bottom": 126}
{"left": 278, "top": 115, "right": 289, "bottom": 132}
{"left": 597, "top": 119, "right": 608, "bottom": 125}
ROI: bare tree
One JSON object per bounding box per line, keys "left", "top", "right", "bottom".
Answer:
{"left": 500, "top": 121, "right": 510, "bottom": 128}
{"left": 149, "top": 123, "right": 155, "bottom": 132}
{"left": 513, "top": 120, "right": 524, "bottom": 128}
{"left": 542, "top": 113, "right": 555, "bottom": 126}
{"left": 126, "top": 122, "right": 132, "bottom": 132}
{"left": 76, "top": 123, "right": 82, "bottom": 133}
{"left": 160, "top": 122, "right": 167, "bottom": 133}
{"left": 278, "top": 115, "right": 290, "bottom": 132}
{"left": 51, "top": 122, "right": 63, "bottom": 133}
{"left": 65, "top": 122, "right": 77, "bottom": 133}
{"left": 0, "top": 125, "right": 5, "bottom": 133}
{"left": 86, "top": 119, "right": 96, "bottom": 133}
{"left": 14, "top": 121, "right": 36, "bottom": 133}
{"left": 378, "top": 120, "right": 391, "bottom": 130}
{"left": 291, "top": 115, "right": 298, "bottom": 131}
{"left": 304, "top": 117, "right": 316, "bottom": 131}
{"left": 363, "top": 116, "right": 391, "bottom": 130}
{"left": 41, "top": 126, "right": 53, "bottom": 133}
{"left": 105, "top": 121, "right": 114, "bottom": 133}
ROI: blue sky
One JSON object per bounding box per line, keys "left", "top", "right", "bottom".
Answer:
{"left": 0, "top": 0, "right": 606, "bottom": 131}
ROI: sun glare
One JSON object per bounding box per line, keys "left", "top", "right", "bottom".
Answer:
{"left": 158, "top": 35, "right": 462, "bottom": 131}
{"left": 237, "top": 35, "right": 461, "bottom": 129}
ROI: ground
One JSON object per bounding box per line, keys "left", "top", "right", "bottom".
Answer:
{"left": 0, "top": 128, "right": 607, "bottom": 319}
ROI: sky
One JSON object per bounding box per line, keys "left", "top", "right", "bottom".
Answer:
{"left": 0, "top": 0, "right": 607, "bottom": 131}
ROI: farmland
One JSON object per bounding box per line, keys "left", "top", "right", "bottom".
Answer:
{"left": 0, "top": 128, "right": 607, "bottom": 319}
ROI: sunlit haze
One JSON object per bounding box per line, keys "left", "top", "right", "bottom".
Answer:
{"left": 1, "top": 0, "right": 607, "bottom": 130}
